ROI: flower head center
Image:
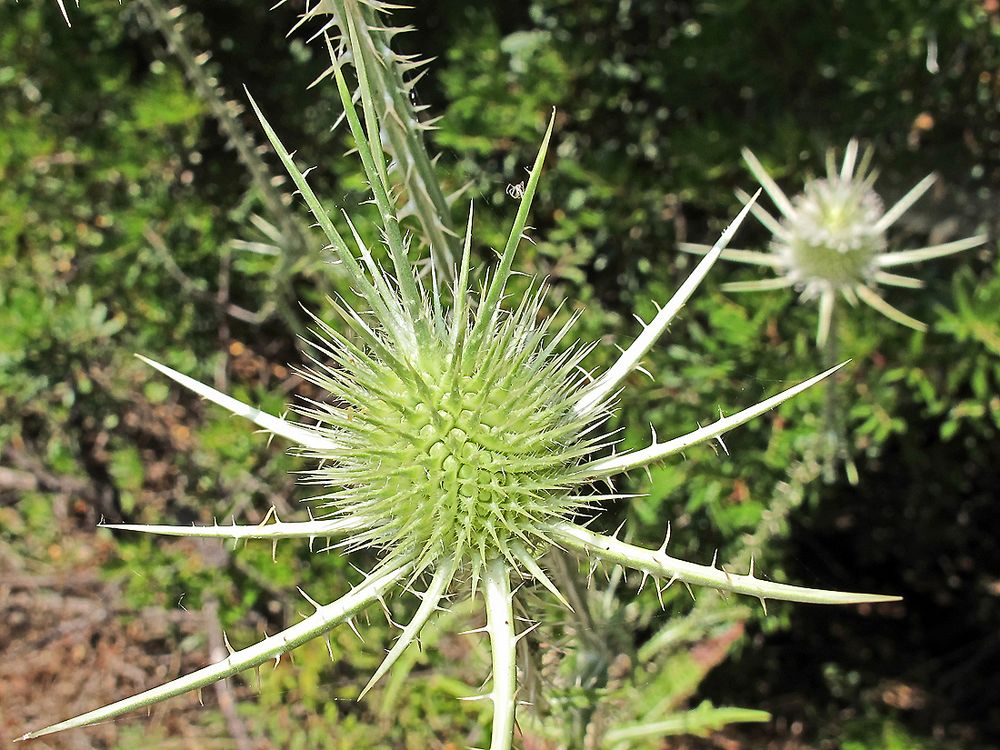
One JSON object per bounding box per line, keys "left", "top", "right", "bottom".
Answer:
{"left": 778, "top": 177, "right": 887, "bottom": 290}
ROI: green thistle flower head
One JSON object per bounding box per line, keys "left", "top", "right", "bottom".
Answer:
{"left": 302, "top": 271, "right": 603, "bottom": 581}
{"left": 21, "top": 48, "right": 900, "bottom": 750}
{"left": 681, "top": 140, "right": 987, "bottom": 347}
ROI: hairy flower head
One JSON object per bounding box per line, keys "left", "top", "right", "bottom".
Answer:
{"left": 21, "top": 45, "right": 900, "bottom": 750}
{"left": 681, "top": 140, "right": 987, "bottom": 347}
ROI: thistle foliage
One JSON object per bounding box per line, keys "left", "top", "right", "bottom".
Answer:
{"left": 295, "top": 0, "right": 463, "bottom": 274}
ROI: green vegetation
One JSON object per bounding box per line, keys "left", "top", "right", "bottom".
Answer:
{"left": 2, "top": 1, "right": 998, "bottom": 748}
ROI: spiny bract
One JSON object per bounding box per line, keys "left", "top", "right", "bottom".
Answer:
{"left": 681, "top": 140, "right": 987, "bottom": 347}
{"left": 20, "top": 43, "right": 900, "bottom": 750}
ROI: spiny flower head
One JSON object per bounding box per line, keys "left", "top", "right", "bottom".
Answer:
{"left": 778, "top": 154, "right": 886, "bottom": 289}
{"left": 20, "top": 43, "right": 900, "bottom": 750}
{"left": 682, "top": 140, "right": 987, "bottom": 347}
{"left": 301, "top": 272, "right": 604, "bottom": 581}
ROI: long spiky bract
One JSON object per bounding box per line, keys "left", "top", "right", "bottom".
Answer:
{"left": 680, "top": 140, "right": 988, "bottom": 348}
{"left": 55, "top": 0, "right": 75, "bottom": 26}
{"left": 20, "top": 54, "right": 900, "bottom": 748}
{"left": 293, "top": 0, "right": 461, "bottom": 277}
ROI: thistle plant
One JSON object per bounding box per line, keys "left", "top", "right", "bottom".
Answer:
{"left": 19, "top": 49, "right": 900, "bottom": 749}
{"left": 681, "top": 140, "right": 988, "bottom": 347}
{"left": 295, "top": 0, "right": 464, "bottom": 277}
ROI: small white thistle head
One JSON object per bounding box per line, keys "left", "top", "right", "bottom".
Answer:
{"left": 20, "top": 49, "right": 901, "bottom": 750}
{"left": 775, "top": 145, "right": 885, "bottom": 293}
{"left": 682, "top": 140, "right": 987, "bottom": 347}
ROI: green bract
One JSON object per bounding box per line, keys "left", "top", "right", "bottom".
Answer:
{"left": 682, "top": 140, "right": 987, "bottom": 347}
{"left": 20, "top": 38, "right": 900, "bottom": 750}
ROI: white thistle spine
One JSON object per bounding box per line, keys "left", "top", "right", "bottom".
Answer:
{"left": 136, "top": 355, "right": 336, "bottom": 450}
{"left": 575, "top": 192, "right": 761, "bottom": 417}
{"left": 551, "top": 523, "right": 899, "bottom": 606}
{"left": 581, "top": 361, "right": 848, "bottom": 477}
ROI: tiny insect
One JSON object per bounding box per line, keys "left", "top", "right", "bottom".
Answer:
{"left": 506, "top": 181, "right": 526, "bottom": 199}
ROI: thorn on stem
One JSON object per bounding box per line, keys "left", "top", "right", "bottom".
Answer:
{"left": 658, "top": 522, "right": 672, "bottom": 553}
{"left": 683, "top": 581, "right": 696, "bottom": 601}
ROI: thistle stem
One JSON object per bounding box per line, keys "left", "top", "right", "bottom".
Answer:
{"left": 484, "top": 558, "right": 518, "bottom": 750}
{"left": 334, "top": 0, "right": 459, "bottom": 277}
{"left": 819, "top": 299, "right": 859, "bottom": 485}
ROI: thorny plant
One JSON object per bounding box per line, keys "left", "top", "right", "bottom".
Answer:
{"left": 681, "top": 141, "right": 987, "bottom": 484}
{"left": 681, "top": 140, "right": 987, "bottom": 349}
{"left": 54, "top": 0, "right": 73, "bottom": 26}
{"left": 131, "top": 0, "right": 462, "bottom": 340}
{"left": 20, "top": 22, "right": 900, "bottom": 750}
{"left": 294, "top": 0, "right": 465, "bottom": 277}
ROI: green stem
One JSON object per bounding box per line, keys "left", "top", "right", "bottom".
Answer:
{"left": 820, "top": 297, "right": 858, "bottom": 485}
{"left": 484, "top": 558, "right": 518, "bottom": 750}
{"left": 337, "top": 0, "right": 460, "bottom": 277}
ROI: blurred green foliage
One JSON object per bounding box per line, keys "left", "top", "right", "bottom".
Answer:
{"left": 2, "top": 0, "right": 999, "bottom": 748}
